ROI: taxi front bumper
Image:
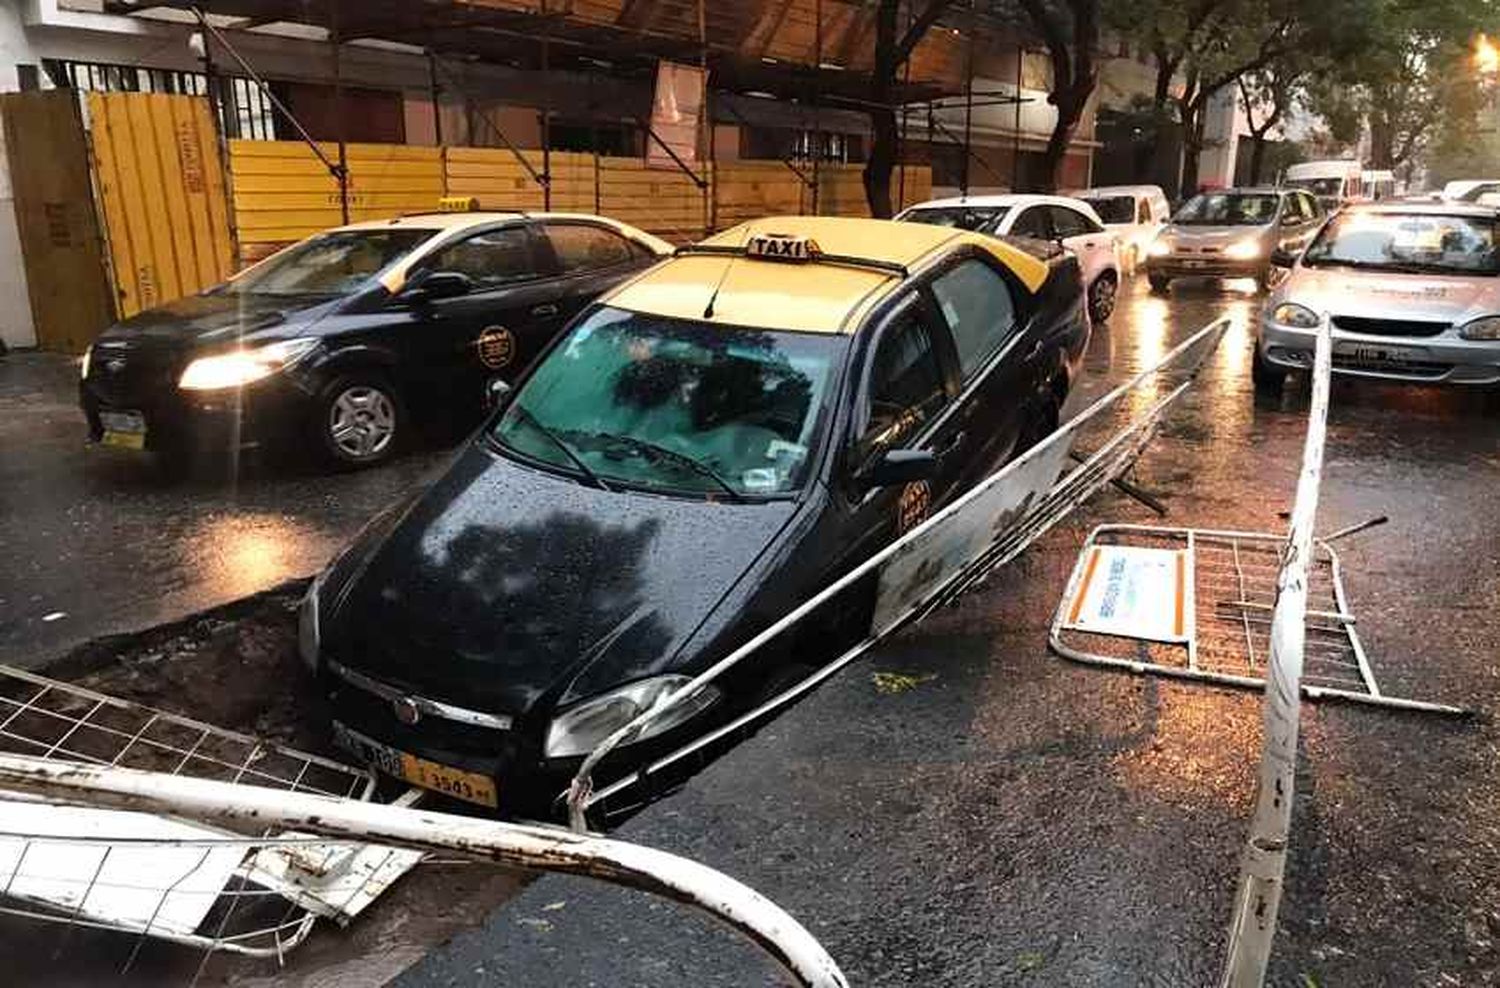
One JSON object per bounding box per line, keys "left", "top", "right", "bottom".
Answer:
{"left": 1258, "top": 319, "right": 1500, "bottom": 385}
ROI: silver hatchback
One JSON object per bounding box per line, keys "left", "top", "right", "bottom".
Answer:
{"left": 1256, "top": 203, "right": 1500, "bottom": 389}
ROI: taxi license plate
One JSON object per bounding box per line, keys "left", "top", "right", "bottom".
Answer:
{"left": 99, "top": 410, "right": 146, "bottom": 450}
{"left": 331, "top": 722, "right": 498, "bottom": 809}
{"left": 1182, "top": 259, "right": 1207, "bottom": 269}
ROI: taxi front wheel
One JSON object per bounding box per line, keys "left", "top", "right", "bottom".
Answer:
{"left": 314, "top": 374, "right": 404, "bottom": 468}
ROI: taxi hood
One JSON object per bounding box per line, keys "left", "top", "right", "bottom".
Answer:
{"left": 323, "top": 441, "right": 800, "bottom": 717}
{"left": 1283, "top": 266, "right": 1499, "bottom": 324}
{"left": 93, "top": 291, "right": 339, "bottom": 347}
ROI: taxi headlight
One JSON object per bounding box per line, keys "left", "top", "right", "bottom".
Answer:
{"left": 1272, "top": 303, "right": 1321, "bottom": 329}
{"left": 545, "top": 676, "right": 722, "bottom": 759}
{"left": 179, "top": 338, "right": 317, "bottom": 391}
{"left": 298, "top": 571, "right": 324, "bottom": 674}
{"left": 80, "top": 345, "right": 92, "bottom": 380}
{"left": 1458, "top": 316, "right": 1500, "bottom": 340}
{"left": 1224, "top": 238, "right": 1265, "bottom": 260}
{"left": 1148, "top": 238, "right": 1173, "bottom": 258}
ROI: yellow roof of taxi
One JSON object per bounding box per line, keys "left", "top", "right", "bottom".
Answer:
{"left": 605, "top": 215, "right": 1047, "bottom": 334}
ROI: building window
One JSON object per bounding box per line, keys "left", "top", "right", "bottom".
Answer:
{"left": 40, "top": 58, "right": 279, "bottom": 140}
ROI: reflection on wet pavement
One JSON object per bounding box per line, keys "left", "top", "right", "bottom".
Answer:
{"left": 0, "top": 350, "right": 452, "bottom": 665}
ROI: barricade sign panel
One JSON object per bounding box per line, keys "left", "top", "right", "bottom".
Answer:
{"left": 1061, "top": 543, "right": 1193, "bottom": 644}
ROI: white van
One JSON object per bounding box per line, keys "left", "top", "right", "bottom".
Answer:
{"left": 1075, "top": 184, "right": 1172, "bottom": 274}
{"left": 1361, "top": 170, "right": 1397, "bottom": 201}
{"left": 1283, "top": 160, "right": 1364, "bottom": 211}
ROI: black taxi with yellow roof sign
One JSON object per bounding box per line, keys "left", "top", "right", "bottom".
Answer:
{"left": 80, "top": 208, "right": 671, "bottom": 467}
{"left": 304, "top": 215, "right": 1090, "bottom": 817}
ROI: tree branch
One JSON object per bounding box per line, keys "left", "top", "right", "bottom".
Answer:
{"left": 895, "top": 0, "right": 954, "bottom": 65}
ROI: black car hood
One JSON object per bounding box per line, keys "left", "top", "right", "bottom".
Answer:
{"left": 95, "top": 291, "right": 338, "bottom": 347}
{"left": 326, "top": 442, "right": 800, "bottom": 716}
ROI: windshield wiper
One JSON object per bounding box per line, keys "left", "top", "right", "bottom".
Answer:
{"left": 578, "top": 431, "right": 742, "bottom": 500}
{"left": 504, "top": 405, "right": 612, "bottom": 491}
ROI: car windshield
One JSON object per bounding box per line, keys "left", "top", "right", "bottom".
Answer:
{"left": 1286, "top": 177, "right": 1344, "bottom": 198}
{"left": 490, "top": 307, "right": 846, "bottom": 498}
{"left": 1083, "top": 196, "right": 1135, "bottom": 224}
{"left": 1301, "top": 212, "right": 1500, "bottom": 275}
{"left": 901, "top": 206, "right": 1009, "bottom": 232}
{"left": 1173, "top": 193, "right": 1279, "bottom": 226}
{"left": 221, "top": 229, "right": 433, "bottom": 297}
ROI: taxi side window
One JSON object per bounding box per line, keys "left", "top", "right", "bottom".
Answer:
{"left": 544, "top": 223, "right": 637, "bottom": 272}
{"left": 1049, "top": 206, "right": 1096, "bottom": 238}
{"left": 1137, "top": 198, "right": 1151, "bottom": 224}
{"left": 425, "top": 227, "right": 536, "bottom": 288}
{"left": 858, "top": 310, "right": 948, "bottom": 460}
{"left": 929, "top": 259, "right": 1018, "bottom": 382}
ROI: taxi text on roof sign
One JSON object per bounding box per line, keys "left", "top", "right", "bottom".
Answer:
{"left": 746, "top": 233, "right": 822, "bottom": 261}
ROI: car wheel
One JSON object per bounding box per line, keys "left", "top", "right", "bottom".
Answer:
{"left": 1251, "top": 345, "right": 1287, "bottom": 394}
{"left": 317, "top": 374, "right": 403, "bottom": 467}
{"left": 1088, "top": 273, "right": 1119, "bottom": 323}
{"left": 1148, "top": 273, "right": 1172, "bottom": 295}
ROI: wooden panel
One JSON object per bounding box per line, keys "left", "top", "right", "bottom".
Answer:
{"left": 1, "top": 91, "right": 114, "bottom": 353}
{"left": 88, "top": 92, "right": 234, "bottom": 318}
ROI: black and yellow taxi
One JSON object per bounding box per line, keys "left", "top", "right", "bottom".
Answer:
{"left": 79, "top": 207, "right": 671, "bottom": 466}
{"left": 300, "top": 215, "right": 1090, "bottom": 817}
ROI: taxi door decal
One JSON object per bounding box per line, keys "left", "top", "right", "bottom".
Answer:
{"left": 476, "top": 326, "right": 516, "bottom": 369}
{"left": 896, "top": 480, "right": 932, "bottom": 535}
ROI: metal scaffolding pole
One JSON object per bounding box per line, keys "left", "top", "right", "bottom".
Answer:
{"left": 699, "top": 0, "right": 712, "bottom": 235}
{"left": 330, "top": 0, "right": 349, "bottom": 224}
{"left": 961, "top": 4, "right": 975, "bottom": 198}
{"left": 540, "top": 0, "right": 553, "bottom": 211}
{"left": 811, "top": 0, "right": 822, "bottom": 215}
{"left": 1012, "top": 43, "right": 1024, "bottom": 192}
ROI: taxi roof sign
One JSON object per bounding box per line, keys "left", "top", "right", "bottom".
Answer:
{"left": 746, "top": 233, "right": 821, "bottom": 262}
{"left": 438, "top": 195, "right": 480, "bottom": 213}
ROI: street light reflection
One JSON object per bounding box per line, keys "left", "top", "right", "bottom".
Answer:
{"left": 1475, "top": 34, "right": 1500, "bottom": 76}
{"left": 187, "top": 514, "right": 312, "bottom": 600}
{"left": 1112, "top": 688, "right": 1258, "bottom": 809}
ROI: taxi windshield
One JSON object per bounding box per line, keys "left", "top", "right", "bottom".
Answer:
{"left": 222, "top": 229, "right": 432, "bottom": 297}
{"left": 1173, "top": 193, "right": 1279, "bottom": 226}
{"left": 901, "top": 205, "right": 1009, "bottom": 232}
{"left": 1302, "top": 212, "right": 1500, "bottom": 275}
{"left": 491, "top": 307, "right": 846, "bottom": 498}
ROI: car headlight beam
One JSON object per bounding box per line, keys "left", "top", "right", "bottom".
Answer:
{"left": 1272, "top": 302, "right": 1322, "bottom": 329}
{"left": 545, "top": 675, "right": 722, "bottom": 759}
{"left": 1148, "top": 239, "right": 1172, "bottom": 258}
{"left": 80, "top": 345, "right": 92, "bottom": 380}
{"left": 1224, "top": 238, "right": 1265, "bottom": 261}
{"left": 179, "top": 338, "right": 318, "bottom": 391}
{"left": 1459, "top": 316, "right": 1500, "bottom": 340}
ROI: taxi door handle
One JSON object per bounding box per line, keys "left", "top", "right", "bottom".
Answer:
{"left": 531, "top": 303, "right": 559, "bottom": 317}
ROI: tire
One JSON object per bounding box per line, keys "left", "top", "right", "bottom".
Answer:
{"left": 315, "top": 373, "right": 404, "bottom": 468}
{"left": 1251, "top": 345, "right": 1287, "bottom": 394}
{"left": 1148, "top": 273, "right": 1172, "bottom": 295}
{"left": 1088, "top": 272, "right": 1119, "bottom": 324}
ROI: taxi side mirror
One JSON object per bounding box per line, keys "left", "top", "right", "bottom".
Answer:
{"left": 859, "top": 448, "right": 939, "bottom": 488}
{"left": 1269, "top": 247, "right": 1298, "bottom": 268}
{"left": 400, "top": 270, "right": 474, "bottom": 305}
{"left": 484, "top": 376, "right": 512, "bottom": 410}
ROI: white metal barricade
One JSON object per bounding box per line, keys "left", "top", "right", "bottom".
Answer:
{"left": 567, "top": 316, "right": 1234, "bottom": 829}
{"left": 0, "top": 752, "right": 848, "bottom": 988}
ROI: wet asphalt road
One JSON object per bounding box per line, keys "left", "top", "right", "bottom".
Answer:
{"left": 4, "top": 274, "right": 1500, "bottom": 986}
{"left": 0, "top": 353, "right": 450, "bottom": 666}
{"left": 389, "top": 277, "right": 1500, "bottom": 987}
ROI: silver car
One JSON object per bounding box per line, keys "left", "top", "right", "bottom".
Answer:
{"left": 1146, "top": 188, "right": 1324, "bottom": 293}
{"left": 1255, "top": 203, "right": 1500, "bottom": 389}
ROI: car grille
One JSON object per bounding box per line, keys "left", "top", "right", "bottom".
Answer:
{"left": 86, "top": 342, "right": 186, "bottom": 407}
{"left": 326, "top": 656, "right": 517, "bottom": 757}
{"left": 1332, "top": 316, "right": 1451, "bottom": 338}
{"left": 1333, "top": 353, "right": 1449, "bottom": 378}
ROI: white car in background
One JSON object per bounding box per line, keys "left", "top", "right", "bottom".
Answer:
{"left": 896, "top": 194, "right": 1123, "bottom": 324}
{"left": 1075, "top": 184, "right": 1172, "bottom": 275}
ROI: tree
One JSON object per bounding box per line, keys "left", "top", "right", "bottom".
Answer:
{"left": 1107, "top": 0, "right": 1359, "bottom": 196}
{"left": 1017, "top": 0, "right": 1101, "bottom": 192}
{"left": 1237, "top": 55, "right": 1310, "bottom": 184}
{"left": 863, "top": 0, "right": 957, "bottom": 217}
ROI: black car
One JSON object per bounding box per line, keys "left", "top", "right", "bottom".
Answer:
{"left": 79, "top": 212, "right": 671, "bottom": 466}
{"left": 300, "top": 216, "right": 1090, "bottom": 820}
